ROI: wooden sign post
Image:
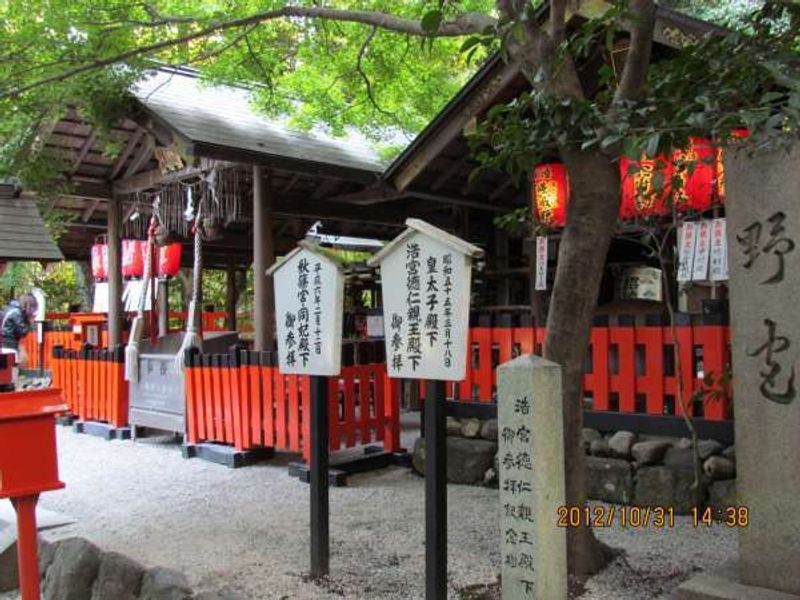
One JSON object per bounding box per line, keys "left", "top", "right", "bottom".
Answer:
{"left": 268, "top": 241, "right": 345, "bottom": 578}
{"left": 369, "top": 219, "right": 483, "bottom": 599}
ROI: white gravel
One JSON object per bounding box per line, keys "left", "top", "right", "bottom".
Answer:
{"left": 11, "top": 415, "right": 735, "bottom": 599}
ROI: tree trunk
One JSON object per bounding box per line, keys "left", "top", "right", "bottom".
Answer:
{"left": 543, "top": 149, "right": 620, "bottom": 577}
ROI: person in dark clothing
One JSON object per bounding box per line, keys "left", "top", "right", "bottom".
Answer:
{"left": 1, "top": 293, "right": 38, "bottom": 360}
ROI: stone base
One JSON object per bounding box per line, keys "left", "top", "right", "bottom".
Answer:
{"left": 56, "top": 413, "right": 77, "bottom": 427}
{"left": 675, "top": 562, "right": 800, "bottom": 600}
{"left": 181, "top": 443, "right": 274, "bottom": 468}
{"left": 288, "top": 446, "right": 408, "bottom": 487}
{"left": 73, "top": 420, "right": 132, "bottom": 441}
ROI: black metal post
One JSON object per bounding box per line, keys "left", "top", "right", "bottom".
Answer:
{"left": 425, "top": 379, "right": 447, "bottom": 600}
{"left": 310, "top": 375, "right": 330, "bottom": 578}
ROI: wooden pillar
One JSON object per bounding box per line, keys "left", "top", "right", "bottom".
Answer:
{"left": 157, "top": 277, "right": 169, "bottom": 337}
{"left": 107, "top": 196, "right": 123, "bottom": 348}
{"left": 226, "top": 258, "right": 237, "bottom": 331}
{"left": 253, "top": 166, "right": 275, "bottom": 351}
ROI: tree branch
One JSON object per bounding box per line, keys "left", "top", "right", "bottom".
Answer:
{"left": 551, "top": 0, "right": 568, "bottom": 44}
{"left": 613, "top": 0, "right": 657, "bottom": 104}
{"left": 0, "top": 6, "right": 496, "bottom": 99}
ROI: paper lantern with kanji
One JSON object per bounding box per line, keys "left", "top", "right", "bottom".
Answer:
{"left": 716, "top": 128, "right": 750, "bottom": 204}
{"left": 533, "top": 163, "right": 570, "bottom": 227}
{"left": 158, "top": 243, "right": 182, "bottom": 277}
{"left": 121, "top": 239, "right": 144, "bottom": 277}
{"left": 90, "top": 244, "right": 108, "bottom": 280}
{"left": 619, "top": 154, "right": 673, "bottom": 219}
{"left": 673, "top": 137, "right": 715, "bottom": 212}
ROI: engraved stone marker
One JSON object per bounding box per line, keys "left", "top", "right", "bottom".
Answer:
{"left": 498, "top": 355, "right": 567, "bottom": 599}
{"left": 725, "top": 145, "right": 800, "bottom": 595}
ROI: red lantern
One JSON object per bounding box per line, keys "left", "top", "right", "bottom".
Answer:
{"left": 673, "top": 137, "right": 715, "bottom": 212}
{"left": 533, "top": 163, "right": 569, "bottom": 227}
{"left": 158, "top": 243, "right": 182, "bottom": 277}
{"left": 121, "top": 239, "right": 144, "bottom": 278}
{"left": 90, "top": 244, "right": 108, "bottom": 280}
{"left": 619, "top": 154, "right": 673, "bottom": 219}
{"left": 716, "top": 128, "right": 750, "bottom": 203}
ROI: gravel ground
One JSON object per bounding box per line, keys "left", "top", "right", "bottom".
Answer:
{"left": 6, "top": 415, "right": 735, "bottom": 599}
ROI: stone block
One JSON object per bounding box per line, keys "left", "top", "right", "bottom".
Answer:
{"left": 664, "top": 446, "right": 698, "bottom": 469}
{"left": 590, "top": 439, "right": 611, "bottom": 457}
{"left": 635, "top": 465, "right": 706, "bottom": 514}
{"left": 139, "top": 567, "right": 192, "bottom": 600}
{"left": 446, "top": 437, "right": 497, "bottom": 485}
{"left": 696, "top": 439, "right": 725, "bottom": 460}
{"left": 91, "top": 551, "right": 144, "bottom": 600}
{"left": 608, "top": 431, "right": 636, "bottom": 459}
{"left": 704, "top": 456, "right": 736, "bottom": 481}
{"left": 585, "top": 456, "right": 633, "bottom": 504}
{"left": 460, "top": 418, "right": 482, "bottom": 439}
{"left": 43, "top": 537, "right": 102, "bottom": 600}
{"left": 480, "top": 418, "right": 498, "bottom": 441}
{"left": 445, "top": 417, "right": 462, "bottom": 436}
{"left": 708, "top": 480, "right": 737, "bottom": 518}
{"left": 631, "top": 440, "right": 672, "bottom": 465}
{"left": 675, "top": 561, "right": 800, "bottom": 600}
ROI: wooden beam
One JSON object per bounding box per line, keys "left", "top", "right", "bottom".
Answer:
{"left": 280, "top": 173, "right": 301, "bottom": 194}
{"left": 109, "top": 128, "right": 145, "bottom": 180}
{"left": 107, "top": 196, "right": 123, "bottom": 347}
{"left": 253, "top": 166, "right": 275, "bottom": 351}
{"left": 113, "top": 158, "right": 235, "bottom": 195}
{"left": 72, "top": 131, "right": 97, "bottom": 173}
{"left": 81, "top": 199, "right": 101, "bottom": 223}
{"left": 405, "top": 191, "right": 508, "bottom": 213}
{"left": 122, "top": 134, "right": 155, "bottom": 179}
{"left": 489, "top": 178, "right": 516, "bottom": 201}
{"left": 431, "top": 155, "right": 470, "bottom": 191}
{"left": 392, "top": 61, "right": 519, "bottom": 192}
{"left": 312, "top": 177, "right": 342, "bottom": 200}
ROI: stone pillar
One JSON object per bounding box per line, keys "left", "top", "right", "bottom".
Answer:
{"left": 725, "top": 145, "right": 800, "bottom": 595}
{"left": 226, "top": 258, "right": 237, "bottom": 332}
{"left": 107, "top": 196, "right": 123, "bottom": 348}
{"left": 497, "top": 355, "right": 567, "bottom": 599}
{"left": 253, "top": 165, "right": 275, "bottom": 351}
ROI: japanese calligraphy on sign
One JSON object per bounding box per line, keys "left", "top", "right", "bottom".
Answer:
{"left": 369, "top": 219, "right": 482, "bottom": 381}
{"left": 499, "top": 393, "right": 537, "bottom": 597}
{"left": 269, "top": 243, "right": 344, "bottom": 376}
{"left": 736, "top": 211, "right": 795, "bottom": 285}
{"left": 677, "top": 221, "right": 697, "bottom": 282}
{"left": 709, "top": 218, "right": 729, "bottom": 281}
{"left": 534, "top": 236, "right": 548, "bottom": 291}
{"left": 692, "top": 220, "right": 712, "bottom": 281}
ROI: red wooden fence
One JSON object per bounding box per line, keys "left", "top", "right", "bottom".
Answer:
{"left": 185, "top": 348, "right": 402, "bottom": 462}
{"left": 50, "top": 346, "right": 129, "bottom": 427}
{"left": 446, "top": 322, "right": 732, "bottom": 421}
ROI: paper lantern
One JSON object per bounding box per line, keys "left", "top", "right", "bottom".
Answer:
{"left": 157, "top": 243, "right": 182, "bottom": 277}
{"left": 619, "top": 154, "right": 673, "bottom": 219}
{"left": 533, "top": 163, "right": 569, "bottom": 227}
{"left": 121, "top": 239, "right": 144, "bottom": 278}
{"left": 90, "top": 244, "right": 108, "bottom": 280}
{"left": 673, "top": 137, "right": 715, "bottom": 212}
{"left": 716, "top": 129, "right": 750, "bottom": 203}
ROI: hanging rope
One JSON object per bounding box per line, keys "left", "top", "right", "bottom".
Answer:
{"left": 175, "top": 190, "right": 204, "bottom": 372}
{"left": 124, "top": 198, "right": 159, "bottom": 382}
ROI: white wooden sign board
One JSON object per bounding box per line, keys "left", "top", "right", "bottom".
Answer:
{"left": 31, "top": 288, "right": 46, "bottom": 322}
{"left": 268, "top": 243, "right": 344, "bottom": 376}
{"left": 709, "top": 218, "right": 729, "bottom": 281}
{"left": 368, "top": 219, "right": 483, "bottom": 381}
{"left": 534, "top": 236, "right": 548, "bottom": 291}
{"left": 93, "top": 281, "right": 109, "bottom": 313}
{"left": 677, "top": 221, "right": 697, "bottom": 282}
{"left": 692, "top": 220, "right": 712, "bottom": 281}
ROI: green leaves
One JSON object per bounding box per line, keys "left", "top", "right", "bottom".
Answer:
{"left": 421, "top": 10, "right": 443, "bottom": 33}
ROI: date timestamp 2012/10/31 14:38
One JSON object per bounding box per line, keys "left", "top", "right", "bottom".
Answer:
{"left": 556, "top": 505, "right": 750, "bottom": 529}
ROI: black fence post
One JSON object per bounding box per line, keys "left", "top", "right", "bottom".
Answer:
{"left": 310, "top": 375, "right": 330, "bottom": 578}
{"left": 425, "top": 379, "right": 447, "bottom": 600}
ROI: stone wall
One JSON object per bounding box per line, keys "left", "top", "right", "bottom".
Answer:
{"left": 411, "top": 418, "right": 736, "bottom": 515}
{"left": 1, "top": 537, "right": 242, "bottom": 600}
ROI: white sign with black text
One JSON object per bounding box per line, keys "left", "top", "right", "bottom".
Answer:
{"left": 535, "top": 236, "right": 548, "bottom": 291}
{"left": 709, "top": 218, "right": 729, "bottom": 281}
{"left": 369, "top": 219, "right": 483, "bottom": 381}
{"left": 677, "top": 221, "right": 697, "bottom": 282}
{"left": 269, "top": 243, "right": 345, "bottom": 376}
